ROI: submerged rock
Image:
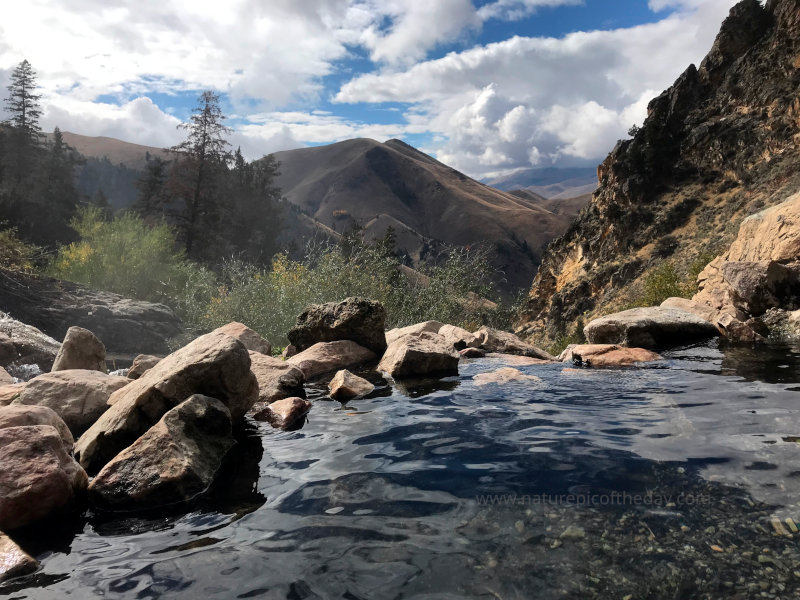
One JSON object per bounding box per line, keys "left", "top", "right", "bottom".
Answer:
{"left": 0, "top": 314, "right": 61, "bottom": 372}
{"left": 288, "top": 297, "right": 387, "bottom": 354}
{"left": 89, "top": 395, "right": 235, "bottom": 510}
{"left": 75, "top": 331, "right": 256, "bottom": 475}
{"left": 252, "top": 397, "right": 311, "bottom": 430}
{"left": 213, "top": 322, "right": 272, "bottom": 356}
{"left": 287, "top": 341, "right": 377, "bottom": 380}
{"left": 248, "top": 351, "right": 305, "bottom": 406}
{"left": 0, "top": 424, "right": 87, "bottom": 531}
{"left": 584, "top": 307, "right": 719, "bottom": 348}
{"left": 0, "top": 405, "right": 74, "bottom": 450}
{"left": 473, "top": 367, "right": 542, "bottom": 386}
{"left": 51, "top": 326, "right": 107, "bottom": 373}
{"left": 385, "top": 321, "right": 444, "bottom": 346}
{"left": 328, "top": 369, "right": 374, "bottom": 400}
{"left": 559, "top": 344, "right": 662, "bottom": 367}
{"left": 0, "top": 532, "right": 38, "bottom": 582}
{"left": 473, "top": 327, "right": 554, "bottom": 360}
{"left": 378, "top": 331, "right": 459, "bottom": 378}
{"left": 126, "top": 354, "right": 162, "bottom": 380}
{"left": 14, "top": 370, "right": 128, "bottom": 436}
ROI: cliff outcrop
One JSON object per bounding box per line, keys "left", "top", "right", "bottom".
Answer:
{"left": 517, "top": 0, "right": 800, "bottom": 345}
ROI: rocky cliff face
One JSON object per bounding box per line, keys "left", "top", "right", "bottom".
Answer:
{"left": 517, "top": 0, "right": 800, "bottom": 345}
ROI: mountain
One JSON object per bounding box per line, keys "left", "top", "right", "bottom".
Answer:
{"left": 516, "top": 0, "right": 800, "bottom": 345}
{"left": 485, "top": 166, "right": 598, "bottom": 198}
{"left": 59, "top": 132, "right": 169, "bottom": 170}
{"left": 272, "top": 138, "right": 574, "bottom": 292}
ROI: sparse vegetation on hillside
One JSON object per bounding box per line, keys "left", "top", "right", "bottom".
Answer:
{"left": 49, "top": 211, "right": 516, "bottom": 344}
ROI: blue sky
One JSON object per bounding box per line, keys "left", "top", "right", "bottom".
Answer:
{"left": 0, "top": 0, "right": 737, "bottom": 178}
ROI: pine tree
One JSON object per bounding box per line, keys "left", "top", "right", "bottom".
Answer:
{"left": 3, "top": 59, "right": 43, "bottom": 182}
{"left": 135, "top": 153, "right": 170, "bottom": 218}
{"left": 167, "top": 91, "right": 232, "bottom": 258}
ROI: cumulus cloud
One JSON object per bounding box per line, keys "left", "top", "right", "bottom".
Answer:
{"left": 478, "top": 0, "right": 584, "bottom": 22}
{"left": 336, "top": 0, "right": 737, "bottom": 177}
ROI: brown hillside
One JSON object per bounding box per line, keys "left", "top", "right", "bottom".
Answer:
{"left": 59, "top": 131, "right": 169, "bottom": 170}
{"left": 517, "top": 0, "right": 800, "bottom": 346}
{"left": 273, "top": 138, "right": 572, "bottom": 292}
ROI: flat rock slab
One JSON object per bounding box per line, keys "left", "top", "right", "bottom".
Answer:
{"left": 14, "top": 370, "right": 129, "bottom": 436}
{"left": 0, "top": 425, "right": 87, "bottom": 531}
{"left": 0, "top": 405, "right": 74, "bottom": 450}
{"left": 485, "top": 353, "right": 552, "bottom": 366}
{"left": 385, "top": 321, "right": 444, "bottom": 346}
{"left": 378, "top": 332, "right": 459, "bottom": 379}
{"left": 248, "top": 351, "right": 305, "bottom": 405}
{"left": 289, "top": 297, "right": 387, "bottom": 354}
{"left": 559, "top": 344, "right": 662, "bottom": 367}
{"left": 288, "top": 341, "right": 377, "bottom": 380}
{"left": 75, "top": 331, "right": 256, "bottom": 475}
{"left": 474, "top": 367, "right": 542, "bottom": 386}
{"left": 474, "top": 326, "right": 554, "bottom": 360}
{"left": 51, "top": 326, "right": 106, "bottom": 373}
{"left": 0, "top": 532, "right": 38, "bottom": 582}
{"left": 328, "top": 369, "right": 374, "bottom": 400}
{"left": 584, "top": 307, "right": 719, "bottom": 348}
{"left": 214, "top": 322, "right": 272, "bottom": 356}
{"left": 252, "top": 397, "right": 311, "bottom": 430}
{"left": 89, "top": 395, "right": 235, "bottom": 510}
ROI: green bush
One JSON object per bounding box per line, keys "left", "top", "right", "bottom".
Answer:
{"left": 0, "top": 225, "right": 42, "bottom": 272}
{"left": 48, "top": 207, "right": 216, "bottom": 317}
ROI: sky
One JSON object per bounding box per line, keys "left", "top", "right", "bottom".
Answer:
{"left": 0, "top": 0, "right": 739, "bottom": 179}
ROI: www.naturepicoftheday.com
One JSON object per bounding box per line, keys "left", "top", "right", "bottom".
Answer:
{"left": 2, "top": 1, "right": 800, "bottom": 598}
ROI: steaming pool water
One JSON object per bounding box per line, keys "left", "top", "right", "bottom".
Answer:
{"left": 5, "top": 340, "right": 800, "bottom": 599}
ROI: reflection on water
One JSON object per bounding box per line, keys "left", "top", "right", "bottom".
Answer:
{"left": 5, "top": 342, "right": 800, "bottom": 598}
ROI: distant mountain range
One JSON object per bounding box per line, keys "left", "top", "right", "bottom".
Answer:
{"left": 485, "top": 166, "right": 598, "bottom": 200}
{"left": 61, "top": 132, "right": 594, "bottom": 293}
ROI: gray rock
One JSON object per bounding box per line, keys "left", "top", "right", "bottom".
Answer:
{"left": 385, "top": 321, "right": 444, "bottom": 346}
{"left": 437, "top": 324, "right": 480, "bottom": 351}
{"left": 127, "top": 354, "right": 162, "bottom": 380}
{"left": 248, "top": 351, "right": 305, "bottom": 407}
{"left": 0, "top": 424, "right": 87, "bottom": 530}
{"left": 0, "top": 313, "right": 61, "bottom": 373}
{"left": 0, "top": 531, "right": 38, "bottom": 582}
{"left": 287, "top": 341, "right": 377, "bottom": 380}
{"left": 252, "top": 397, "right": 311, "bottom": 430}
{"left": 14, "top": 370, "right": 129, "bottom": 435}
{"left": 328, "top": 369, "right": 374, "bottom": 400}
{"left": 51, "top": 326, "right": 107, "bottom": 373}
{"left": 288, "top": 297, "right": 387, "bottom": 354}
{"left": 89, "top": 395, "right": 235, "bottom": 510}
{"left": 473, "top": 326, "right": 554, "bottom": 360}
{"left": 378, "top": 331, "right": 459, "bottom": 378}
{"left": 75, "top": 331, "right": 257, "bottom": 475}
{"left": 584, "top": 307, "right": 719, "bottom": 348}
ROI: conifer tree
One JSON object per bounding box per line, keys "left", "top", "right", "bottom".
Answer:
{"left": 3, "top": 59, "right": 43, "bottom": 182}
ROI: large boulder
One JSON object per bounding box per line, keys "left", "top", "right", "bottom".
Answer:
{"left": 558, "top": 344, "right": 662, "bottom": 367}
{"left": 213, "top": 322, "right": 272, "bottom": 356}
{"left": 126, "top": 354, "right": 162, "bottom": 380}
{"left": 660, "top": 297, "right": 764, "bottom": 343}
{"left": 0, "top": 269, "right": 184, "bottom": 356}
{"left": 0, "top": 405, "right": 74, "bottom": 450}
{"left": 437, "top": 324, "right": 480, "bottom": 351}
{"left": 0, "top": 532, "right": 38, "bottom": 582}
{"left": 0, "top": 384, "right": 26, "bottom": 407}
{"left": 252, "top": 397, "right": 311, "bottom": 430}
{"left": 328, "top": 369, "right": 374, "bottom": 400}
{"left": 89, "top": 395, "right": 235, "bottom": 510}
{"left": 287, "top": 341, "right": 377, "bottom": 380}
{"left": 584, "top": 307, "right": 719, "bottom": 348}
{"left": 385, "top": 321, "right": 444, "bottom": 346}
{"left": 288, "top": 297, "right": 387, "bottom": 354}
{"left": 0, "top": 313, "right": 61, "bottom": 373}
{"left": 473, "top": 326, "right": 554, "bottom": 360}
{"left": 74, "top": 331, "right": 256, "bottom": 475}
{"left": 0, "top": 425, "right": 87, "bottom": 531}
{"left": 248, "top": 351, "right": 305, "bottom": 409}
{"left": 51, "top": 326, "right": 107, "bottom": 373}
{"left": 13, "top": 370, "right": 129, "bottom": 436}
{"left": 378, "top": 331, "right": 459, "bottom": 378}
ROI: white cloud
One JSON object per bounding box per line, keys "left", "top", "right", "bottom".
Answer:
{"left": 478, "top": 0, "right": 584, "bottom": 22}
{"left": 336, "top": 0, "right": 737, "bottom": 177}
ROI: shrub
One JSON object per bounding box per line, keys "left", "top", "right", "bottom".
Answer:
{"left": 0, "top": 225, "right": 42, "bottom": 272}
{"left": 48, "top": 207, "right": 216, "bottom": 317}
